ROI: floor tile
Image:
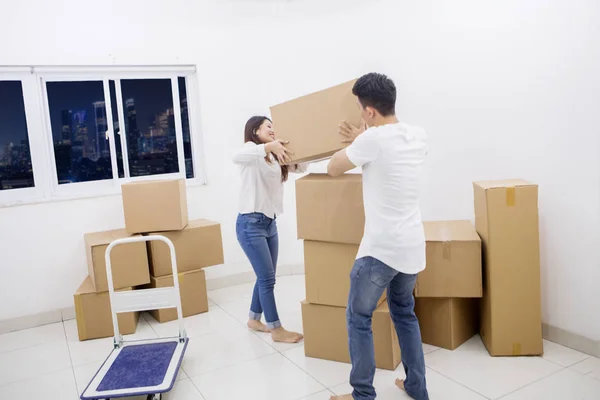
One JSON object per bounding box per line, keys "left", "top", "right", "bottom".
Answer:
{"left": 0, "top": 368, "right": 78, "bottom": 400}
{"left": 191, "top": 353, "right": 325, "bottom": 400}
{"left": 208, "top": 282, "right": 257, "bottom": 305}
{"left": 0, "top": 322, "right": 66, "bottom": 354}
{"left": 182, "top": 328, "right": 277, "bottom": 377}
{"left": 298, "top": 390, "right": 336, "bottom": 399}
{"left": 146, "top": 306, "right": 243, "bottom": 339}
{"left": 501, "top": 369, "right": 600, "bottom": 399}
{"left": 65, "top": 317, "right": 158, "bottom": 367}
{"left": 424, "top": 335, "right": 563, "bottom": 399}
{"left": 570, "top": 356, "right": 600, "bottom": 380}
{"left": 542, "top": 340, "right": 590, "bottom": 367}
{"left": 422, "top": 343, "right": 440, "bottom": 355}
{"left": 283, "top": 345, "right": 352, "bottom": 388}
{"left": 0, "top": 340, "right": 72, "bottom": 386}
{"left": 330, "top": 366, "right": 487, "bottom": 400}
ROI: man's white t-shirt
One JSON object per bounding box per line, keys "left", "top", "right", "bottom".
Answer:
{"left": 345, "top": 122, "right": 428, "bottom": 274}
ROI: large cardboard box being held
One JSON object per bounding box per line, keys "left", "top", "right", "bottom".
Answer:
{"left": 302, "top": 301, "right": 400, "bottom": 370}
{"left": 74, "top": 276, "right": 139, "bottom": 341}
{"left": 84, "top": 229, "right": 150, "bottom": 292}
{"left": 415, "top": 220, "right": 482, "bottom": 298}
{"left": 122, "top": 179, "right": 188, "bottom": 234}
{"left": 296, "top": 174, "right": 364, "bottom": 244}
{"left": 304, "top": 240, "right": 385, "bottom": 307}
{"left": 146, "top": 269, "right": 209, "bottom": 323}
{"left": 147, "top": 219, "right": 224, "bottom": 277}
{"left": 415, "top": 297, "right": 479, "bottom": 350}
{"left": 270, "top": 80, "right": 361, "bottom": 164}
{"left": 474, "top": 179, "right": 542, "bottom": 356}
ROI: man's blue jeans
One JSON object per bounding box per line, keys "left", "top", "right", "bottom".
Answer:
{"left": 236, "top": 213, "right": 281, "bottom": 329}
{"left": 347, "top": 256, "right": 429, "bottom": 400}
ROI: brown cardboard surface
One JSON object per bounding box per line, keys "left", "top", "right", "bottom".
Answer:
{"left": 84, "top": 229, "right": 150, "bottom": 293}
{"left": 296, "top": 174, "right": 364, "bottom": 244}
{"left": 415, "top": 220, "right": 482, "bottom": 298}
{"left": 122, "top": 179, "right": 188, "bottom": 234}
{"left": 302, "top": 301, "right": 400, "bottom": 370}
{"left": 415, "top": 297, "right": 479, "bottom": 350}
{"left": 304, "top": 241, "right": 385, "bottom": 307}
{"left": 147, "top": 269, "right": 208, "bottom": 323}
{"left": 270, "top": 80, "right": 361, "bottom": 164}
{"left": 473, "top": 179, "right": 542, "bottom": 356}
{"left": 74, "top": 276, "right": 138, "bottom": 341}
{"left": 147, "top": 219, "right": 224, "bottom": 277}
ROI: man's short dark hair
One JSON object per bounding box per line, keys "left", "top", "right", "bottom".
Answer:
{"left": 352, "top": 73, "right": 396, "bottom": 117}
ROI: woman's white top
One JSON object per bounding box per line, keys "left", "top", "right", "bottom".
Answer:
{"left": 233, "top": 142, "right": 307, "bottom": 218}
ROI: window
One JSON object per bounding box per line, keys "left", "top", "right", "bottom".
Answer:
{"left": 0, "top": 81, "right": 34, "bottom": 190}
{"left": 0, "top": 66, "right": 203, "bottom": 206}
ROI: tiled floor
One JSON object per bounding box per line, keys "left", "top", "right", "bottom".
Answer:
{"left": 1, "top": 274, "right": 599, "bottom": 400}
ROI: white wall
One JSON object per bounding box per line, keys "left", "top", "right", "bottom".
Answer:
{"left": 0, "top": 0, "right": 598, "bottom": 340}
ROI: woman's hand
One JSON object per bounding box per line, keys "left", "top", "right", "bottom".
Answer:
{"left": 265, "top": 139, "right": 294, "bottom": 164}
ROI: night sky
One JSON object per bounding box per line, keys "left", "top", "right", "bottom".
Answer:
{"left": 0, "top": 81, "right": 29, "bottom": 149}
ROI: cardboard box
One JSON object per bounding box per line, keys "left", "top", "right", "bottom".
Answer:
{"left": 304, "top": 240, "right": 385, "bottom": 307}
{"left": 147, "top": 269, "right": 209, "bottom": 323}
{"left": 415, "top": 297, "right": 479, "bottom": 350}
{"left": 147, "top": 219, "right": 224, "bottom": 277}
{"left": 296, "top": 174, "right": 364, "bottom": 244}
{"left": 415, "top": 220, "right": 482, "bottom": 298}
{"left": 122, "top": 179, "right": 188, "bottom": 234}
{"left": 473, "top": 179, "right": 542, "bottom": 356}
{"left": 302, "top": 301, "right": 400, "bottom": 370}
{"left": 270, "top": 80, "right": 361, "bottom": 164}
{"left": 84, "top": 229, "right": 150, "bottom": 293}
{"left": 74, "top": 276, "right": 139, "bottom": 341}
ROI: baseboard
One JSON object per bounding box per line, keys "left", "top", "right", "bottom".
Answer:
{"left": 0, "top": 264, "right": 305, "bottom": 335}
{"left": 543, "top": 323, "right": 600, "bottom": 358}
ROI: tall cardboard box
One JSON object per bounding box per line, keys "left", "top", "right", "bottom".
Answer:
{"left": 415, "top": 298, "right": 479, "bottom": 350}
{"left": 415, "top": 220, "right": 482, "bottom": 298}
{"left": 270, "top": 80, "right": 361, "bottom": 164}
{"left": 296, "top": 174, "right": 364, "bottom": 244}
{"left": 84, "top": 229, "right": 150, "bottom": 292}
{"left": 304, "top": 240, "right": 385, "bottom": 307}
{"left": 146, "top": 269, "right": 209, "bottom": 323}
{"left": 147, "top": 219, "right": 224, "bottom": 277}
{"left": 473, "top": 179, "right": 542, "bottom": 356}
{"left": 74, "top": 277, "right": 139, "bottom": 341}
{"left": 122, "top": 179, "right": 188, "bottom": 234}
{"left": 302, "top": 301, "right": 400, "bottom": 370}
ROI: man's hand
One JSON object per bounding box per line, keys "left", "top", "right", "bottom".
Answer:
{"left": 339, "top": 120, "right": 367, "bottom": 144}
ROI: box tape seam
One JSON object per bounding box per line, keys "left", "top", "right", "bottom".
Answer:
{"left": 506, "top": 187, "right": 516, "bottom": 207}
{"left": 512, "top": 342, "right": 521, "bottom": 356}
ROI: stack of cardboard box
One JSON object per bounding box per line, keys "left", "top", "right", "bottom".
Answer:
{"left": 73, "top": 179, "right": 224, "bottom": 341}
{"left": 414, "top": 220, "right": 483, "bottom": 350}
{"left": 296, "top": 174, "right": 401, "bottom": 370}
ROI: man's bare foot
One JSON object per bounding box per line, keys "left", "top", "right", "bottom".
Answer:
{"left": 271, "top": 327, "right": 303, "bottom": 343}
{"left": 395, "top": 378, "right": 406, "bottom": 392}
{"left": 330, "top": 395, "right": 353, "bottom": 400}
{"left": 247, "top": 319, "right": 270, "bottom": 332}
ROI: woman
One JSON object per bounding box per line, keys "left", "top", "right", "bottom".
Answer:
{"left": 232, "top": 116, "right": 306, "bottom": 343}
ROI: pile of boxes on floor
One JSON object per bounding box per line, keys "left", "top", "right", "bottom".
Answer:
{"left": 271, "top": 80, "right": 543, "bottom": 360}
{"left": 73, "top": 179, "right": 224, "bottom": 341}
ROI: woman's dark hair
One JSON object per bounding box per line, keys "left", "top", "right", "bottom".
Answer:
{"left": 352, "top": 73, "right": 397, "bottom": 117}
{"left": 244, "top": 116, "right": 289, "bottom": 182}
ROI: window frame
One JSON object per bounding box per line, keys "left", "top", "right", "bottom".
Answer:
{"left": 0, "top": 66, "right": 206, "bottom": 207}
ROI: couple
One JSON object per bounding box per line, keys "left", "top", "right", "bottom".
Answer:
{"left": 233, "top": 73, "right": 429, "bottom": 400}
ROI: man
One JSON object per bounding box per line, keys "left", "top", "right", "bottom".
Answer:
{"left": 328, "top": 73, "right": 429, "bottom": 400}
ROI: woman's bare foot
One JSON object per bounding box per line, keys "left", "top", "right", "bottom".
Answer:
{"left": 271, "top": 327, "right": 303, "bottom": 343}
{"left": 247, "top": 319, "right": 270, "bottom": 333}
{"left": 330, "top": 395, "right": 353, "bottom": 400}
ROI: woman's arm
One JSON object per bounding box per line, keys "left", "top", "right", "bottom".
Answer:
{"left": 289, "top": 163, "right": 309, "bottom": 173}
{"left": 232, "top": 142, "right": 267, "bottom": 165}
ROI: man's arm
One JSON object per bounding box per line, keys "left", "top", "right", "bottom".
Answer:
{"left": 327, "top": 149, "right": 356, "bottom": 177}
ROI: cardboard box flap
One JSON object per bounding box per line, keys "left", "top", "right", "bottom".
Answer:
{"left": 84, "top": 229, "right": 131, "bottom": 247}
{"left": 75, "top": 276, "right": 97, "bottom": 295}
{"left": 474, "top": 179, "right": 535, "bottom": 190}
{"left": 424, "top": 220, "right": 480, "bottom": 242}
{"left": 185, "top": 219, "right": 220, "bottom": 229}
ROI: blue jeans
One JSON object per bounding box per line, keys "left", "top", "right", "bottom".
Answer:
{"left": 236, "top": 213, "right": 281, "bottom": 329}
{"left": 347, "top": 256, "right": 429, "bottom": 400}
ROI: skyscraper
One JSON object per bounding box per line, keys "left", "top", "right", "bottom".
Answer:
{"left": 61, "top": 110, "right": 73, "bottom": 144}
{"left": 93, "top": 101, "right": 109, "bottom": 159}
